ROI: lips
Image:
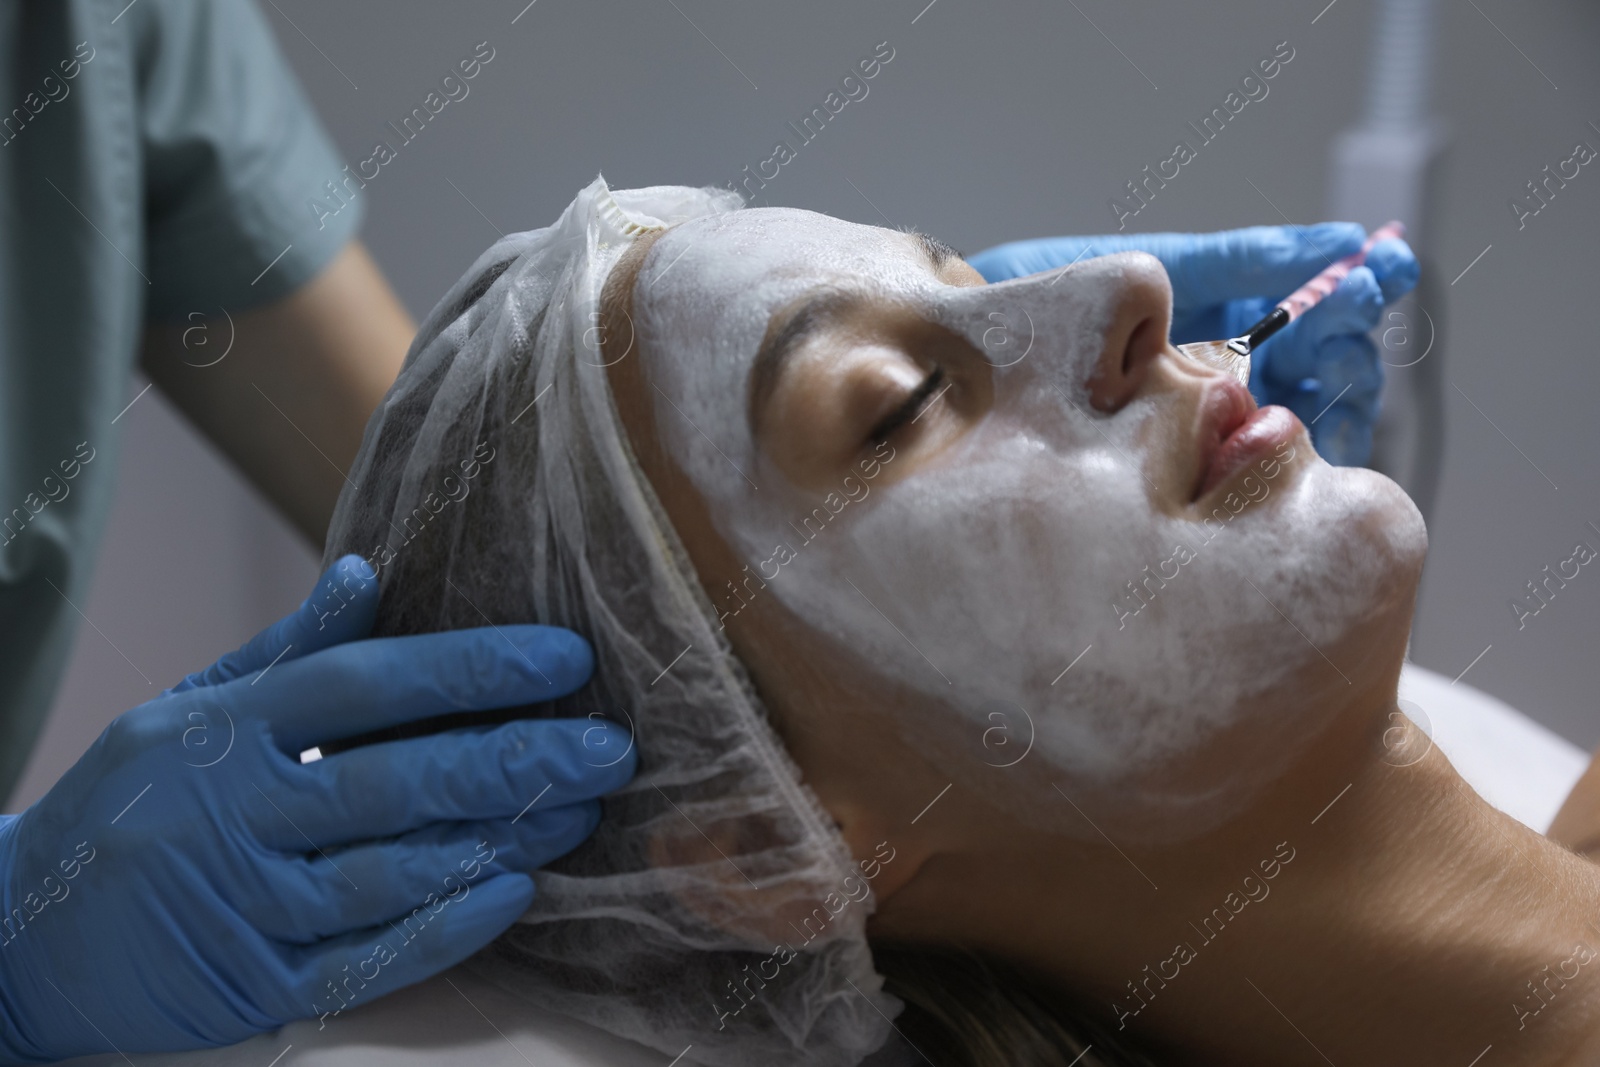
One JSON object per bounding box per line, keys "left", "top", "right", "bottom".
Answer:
{"left": 1193, "top": 381, "right": 1301, "bottom": 501}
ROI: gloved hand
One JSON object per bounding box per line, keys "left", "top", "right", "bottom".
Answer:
{"left": 969, "top": 222, "right": 1420, "bottom": 466}
{"left": 0, "top": 555, "right": 635, "bottom": 1063}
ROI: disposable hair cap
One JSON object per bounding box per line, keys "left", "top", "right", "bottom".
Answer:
{"left": 323, "top": 176, "right": 899, "bottom": 1066}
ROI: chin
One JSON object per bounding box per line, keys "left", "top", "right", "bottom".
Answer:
{"left": 1332, "top": 462, "right": 1427, "bottom": 558}
{"left": 1299, "top": 460, "right": 1429, "bottom": 632}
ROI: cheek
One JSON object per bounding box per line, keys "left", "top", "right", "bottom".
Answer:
{"left": 776, "top": 423, "right": 1169, "bottom": 692}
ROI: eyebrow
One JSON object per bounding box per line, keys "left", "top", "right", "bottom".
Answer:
{"left": 908, "top": 229, "right": 964, "bottom": 269}
{"left": 748, "top": 289, "right": 862, "bottom": 434}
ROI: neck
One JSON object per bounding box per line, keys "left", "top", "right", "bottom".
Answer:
{"left": 1148, "top": 734, "right": 1600, "bottom": 1066}
{"left": 880, "top": 677, "right": 1600, "bottom": 1065}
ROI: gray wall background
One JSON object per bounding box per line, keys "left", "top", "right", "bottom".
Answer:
{"left": 11, "top": 0, "right": 1600, "bottom": 808}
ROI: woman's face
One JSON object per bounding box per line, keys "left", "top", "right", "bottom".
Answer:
{"left": 615, "top": 207, "right": 1427, "bottom": 840}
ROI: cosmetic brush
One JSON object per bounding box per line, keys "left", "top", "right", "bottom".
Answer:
{"left": 1176, "top": 220, "right": 1406, "bottom": 386}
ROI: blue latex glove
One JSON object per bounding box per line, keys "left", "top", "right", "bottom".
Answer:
{"left": 0, "top": 555, "right": 635, "bottom": 1063}
{"left": 969, "top": 222, "right": 1421, "bottom": 466}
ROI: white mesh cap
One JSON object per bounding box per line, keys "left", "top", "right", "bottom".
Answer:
{"left": 322, "top": 176, "right": 899, "bottom": 1066}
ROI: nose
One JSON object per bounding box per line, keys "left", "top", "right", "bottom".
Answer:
{"left": 1081, "top": 252, "right": 1172, "bottom": 412}
{"left": 935, "top": 250, "right": 1175, "bottom": 416}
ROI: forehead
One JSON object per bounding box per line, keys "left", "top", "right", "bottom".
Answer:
{"left": 633, "top": 207, "right": 937, "bottom": 311}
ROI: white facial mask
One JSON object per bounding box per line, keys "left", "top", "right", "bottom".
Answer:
{"left": 634, "top": 208, "right": 1426, "bottom": 840}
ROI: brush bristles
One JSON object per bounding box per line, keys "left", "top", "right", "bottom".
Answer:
{"left": 1175, "top": 340, "right": 1251, "bottom": 387}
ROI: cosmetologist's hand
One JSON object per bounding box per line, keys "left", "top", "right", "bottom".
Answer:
{"left": 0, "top": 555, "right": 635, "bottom": 1063}
{"left": 969, "top": 222, "right": 1420, "bottom": 467}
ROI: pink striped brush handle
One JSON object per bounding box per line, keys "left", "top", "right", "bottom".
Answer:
{"left": 1277, "top": 220, "right": 1406, "bottom": 323}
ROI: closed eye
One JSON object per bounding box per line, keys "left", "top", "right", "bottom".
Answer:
{"left": 870, "top": 366, "right": 946, "bottom": 445}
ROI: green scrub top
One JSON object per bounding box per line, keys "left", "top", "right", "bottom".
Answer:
{"left": 0, "top": 0, "right": 361, "bottom": 801}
